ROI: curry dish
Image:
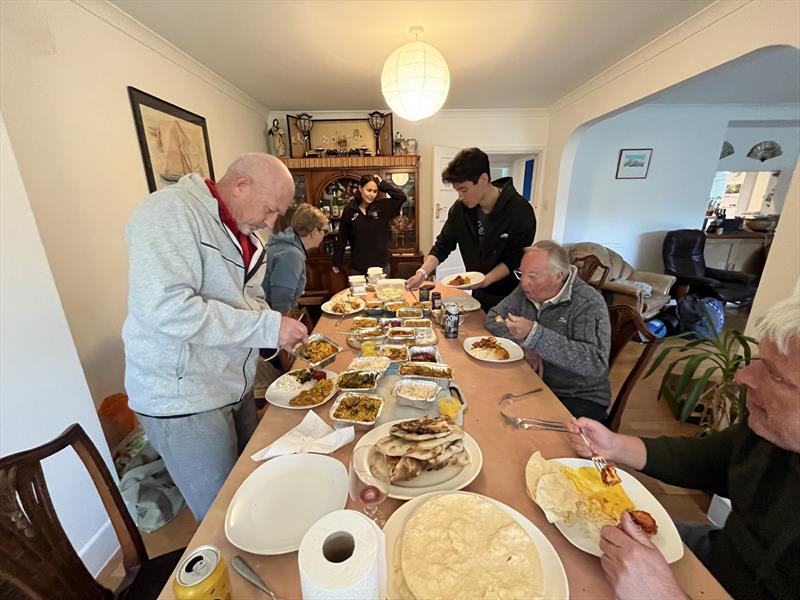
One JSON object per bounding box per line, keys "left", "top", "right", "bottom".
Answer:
{"left": 399, "top": 363, "right": 453, "bottom": 379}
{"left": 333, "top": 395, "right": 382, "bottom": 422}
{"left": 448, "top": 275, "right": 471, "bottom": 286}
{"left": 298, "top": 340, "right": 339, "bottom": 364}
{"left": 380, "top": 345, "right": 409, "bottom": 361}
{"left": 288, "top": 379, "right": 334, "bottom": 407}
{"left": 337, "top": 370, "right": 380, "bottom": 390}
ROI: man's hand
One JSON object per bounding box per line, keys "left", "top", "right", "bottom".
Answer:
{"left": 505, "top": 313, "right": 533, "bottom": 340}
{"left": 524, "top": 348, "right": 544, "bottom": 377}
{"left": 565, "top": 418, "right": 648, "bottom": 471}
{"left": 599, "top": 512, "right": 687, "bottom": 600}
{"left": 278, "top": 316, "right": 308, "bottom": 350}
{"left": 405, "top": 271, "right": 426, "bottom": 290}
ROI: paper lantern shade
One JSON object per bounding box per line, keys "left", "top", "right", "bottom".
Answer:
{"left": 381, "top": 41, "right": 450, "bottom": 121}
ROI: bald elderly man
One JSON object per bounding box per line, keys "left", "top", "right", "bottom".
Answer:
{"left": 123, "top": 153, "right": 307, "bottom": 519}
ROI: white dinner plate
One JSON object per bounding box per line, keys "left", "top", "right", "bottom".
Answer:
{"left": 384, "top": 491, "right": 569, "bottom": 600}
{"left": 353, "top": 419, "right": 482, "bottom": 500}
{"left": 550, "top": 458, "right": 684, "bottom": 563}
{"left": 442, "top": 271, "right": 485, "bottom": 289}
{"left": 225, "top": 454, "right": 348, "bottom": 555}
{"left": 264, "top": 370, "right": 338, "bottom": 410}
{"left": 321, "top": 296, "right": 365, "bottom": 316}
{"left": 463, "top": 336, "right": 524, "bottom": 363}
{"left": 441, "top": 295, "right": 482, "bottom": 312}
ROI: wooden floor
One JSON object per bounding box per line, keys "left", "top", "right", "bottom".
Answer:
{"left": 97, "top": 305, "right": 750, "bottom": 586}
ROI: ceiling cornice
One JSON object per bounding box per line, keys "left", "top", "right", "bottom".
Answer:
{"left": 75, "top": 0, "right": 270, "bottom": 117}
{"left": 548, "top": 0, "right": 751, "bottom": 114}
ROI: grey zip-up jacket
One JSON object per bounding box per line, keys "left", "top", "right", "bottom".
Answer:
{"left": 122, "top": 174, "right": 282, "bottom": 417}
{"left": 484, "top": 268, "right": 611, "bottom": 407}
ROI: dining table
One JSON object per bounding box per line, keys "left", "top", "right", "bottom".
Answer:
{"left": 157, "top": 283, "right": 731, "bottom": 599}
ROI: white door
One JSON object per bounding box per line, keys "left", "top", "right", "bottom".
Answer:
{"left": 432, "top": 146, "right": 465, "bottom": 282}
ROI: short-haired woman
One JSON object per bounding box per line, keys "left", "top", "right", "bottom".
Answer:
{"left": 332, "top": 174, "right": 407, "bottom": 276}
{"left": 263, "top": 204, "right": 329, "bottom": 315}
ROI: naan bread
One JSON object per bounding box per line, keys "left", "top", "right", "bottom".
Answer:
{"left": 401, "top": 494, "right": 544, "bottom": 600}
{"left": 384, "top": 455, "right": 426, "bottom": 482}
{"left": 376, "top": 431, "right": 464, "bottom": 457}
{"left": 390, "top": 416, "right": 455, "bottom": 440}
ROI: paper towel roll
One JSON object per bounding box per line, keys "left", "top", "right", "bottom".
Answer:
{"left": 298, "top": 509, "right": 386, "bottom": 600}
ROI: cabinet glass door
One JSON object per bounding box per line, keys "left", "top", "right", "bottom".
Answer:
{"left": 385, "top": 171, "right": 417, "bottom": 251}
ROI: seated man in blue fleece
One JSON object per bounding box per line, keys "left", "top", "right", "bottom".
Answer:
{"left": 485, "top": 240, "right": 611, "bottom": 419}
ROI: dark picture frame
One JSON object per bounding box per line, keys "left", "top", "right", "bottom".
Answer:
{"left": 615, "top": 148, "right": 653, "bottom": 179}
{"left": 128, "top": 87, "right": 215, "bottom": 192}
{"left": 286, "top": 114, "right": 394, "bottom": 158}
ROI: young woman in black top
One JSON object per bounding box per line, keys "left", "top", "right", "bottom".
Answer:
{"left": 332, "top": 174, "right": 407, "bottom": 276}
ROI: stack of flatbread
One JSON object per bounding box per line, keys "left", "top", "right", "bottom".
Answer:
{"left": 374, "top": 416, "right": 470, "bottom": 482}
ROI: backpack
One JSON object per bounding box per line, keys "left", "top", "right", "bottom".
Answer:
{"left": 677, "top": 295, "right": 725, "bottom": 339}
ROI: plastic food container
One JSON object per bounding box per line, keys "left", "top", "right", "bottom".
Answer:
{"left": 336, "top": 369, "right": 383, "bottom": 392}
{"left": 330, "top": 393, "right": 384, "bottom": 430}
{"left": 392, "top": 378, "right": 440, "bottom": 409}
{"left": 294, "top": 334, "right": 343, "bottom": 370}
{"left": 347, "top": 327, "right": 386, "bottom": 349}
{"left": 376, "top": 279, "right": 406, "bottom": 302}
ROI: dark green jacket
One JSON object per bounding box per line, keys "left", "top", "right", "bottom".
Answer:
{"left": 643, "top": 423, "right": 800, "bottom": 600}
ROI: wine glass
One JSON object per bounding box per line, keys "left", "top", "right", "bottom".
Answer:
{"left": 349, "top": 445, "right": 390, "bottom": 527}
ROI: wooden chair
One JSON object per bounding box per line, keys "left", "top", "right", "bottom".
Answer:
{"left": 605, "top": 305, "right": 658, "bottom": 432}
{"left": 573, "top": 254, "right": 610, "bottom": 291}
{"left": 0, "top": 424, "right": 184, "bottom": 600}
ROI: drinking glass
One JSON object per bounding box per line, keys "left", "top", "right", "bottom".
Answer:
{"left": 349, "top": 445, "right": 390, "bottom": 527}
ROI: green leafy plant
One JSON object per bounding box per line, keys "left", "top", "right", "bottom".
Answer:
{"left": 644, "top": 327, "right": 757, "bottom": 431}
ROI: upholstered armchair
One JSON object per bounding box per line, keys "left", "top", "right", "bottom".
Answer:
{"left": 569, "top": 242, "right": 676, "bottom": 320}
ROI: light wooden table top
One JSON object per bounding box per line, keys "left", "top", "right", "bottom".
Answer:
{"left": 158, "top": 285, "right": 730, "bottom": 599}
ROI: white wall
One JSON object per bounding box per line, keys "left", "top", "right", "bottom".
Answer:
{"left": 562, "top": 105, "right": 799, "bottom": 271}
{"left": 1, "top": 114, "right": 118, "bottom": 575}
{"left": 0, "top": 0, "right": 270, "bottom": 407}
{"left": 269, "top": 109, "right": 548, "bottom": 252}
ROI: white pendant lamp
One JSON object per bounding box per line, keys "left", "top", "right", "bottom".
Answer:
{"left": 381, "top": 26, "right": 450, "bottom": 121}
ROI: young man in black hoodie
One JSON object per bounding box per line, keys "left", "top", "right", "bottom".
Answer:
{"left": 405, "top": 147, "right": 537, "bottom": 312}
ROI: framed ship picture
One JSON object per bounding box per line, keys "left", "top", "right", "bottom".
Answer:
{"left": 128, "top": 87, "right": 215, "bottom": 192}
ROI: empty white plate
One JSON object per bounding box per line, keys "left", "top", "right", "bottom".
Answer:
{"left": 225, "top": 454, "right": 348, "bottom": 554}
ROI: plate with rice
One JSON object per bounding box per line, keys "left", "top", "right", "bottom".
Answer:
{"left": 463, "top": 336, "right": 524, "bottom": 362}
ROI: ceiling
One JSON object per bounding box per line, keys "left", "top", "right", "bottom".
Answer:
{"left": 112, "top": 0, "right": 711, "bottom": 111}
{"left": 650, "top": 46, "right": 800, "bottom": 105}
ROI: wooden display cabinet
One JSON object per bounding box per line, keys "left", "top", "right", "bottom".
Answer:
{"left": 278, "top": 156, "right": 423, "bottom": 299}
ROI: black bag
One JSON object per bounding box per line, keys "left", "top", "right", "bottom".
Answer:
{"left": 676, "top": 295, "right": 725, "bottom": 339}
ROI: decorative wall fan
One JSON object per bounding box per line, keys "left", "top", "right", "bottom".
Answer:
{"left": 719, "top": 141, "right": 734, "bottom": 159}
{"left": 747, "top": 141, "right": 783, "bottom": 163}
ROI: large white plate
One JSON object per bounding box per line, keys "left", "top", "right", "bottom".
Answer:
{"left": 442, "top": 271, "right": 485, "bottom": 289}
{"left": 225, "top": 454, "right": 347, "bottom": 555}
{"left": 384, "top": 491, "right": 569, "bottom": 600}
{"left": 463, "top": 336, "right": 524, "bottom": 363}
{"left": 353, "top": 419, "right": 482, "bottom": 500}
{"left": 441, "top": 295, "right": 482, "bottom": 312}
{"left": 321, "top": 296, "right": 365, "bottom": 316}
{"left": 264, "top": 369, "right": 338, "bottom": 410}
{"left": 550, "top": 458, "right": 684, "bottom": 563}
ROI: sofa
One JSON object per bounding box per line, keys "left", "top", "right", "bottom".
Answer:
{"left": 569, "top": 242, "right": 676, "bottom": 320}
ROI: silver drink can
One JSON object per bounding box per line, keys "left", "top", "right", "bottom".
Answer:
{"left": 443, "top": 303, "right": 460, "bottom": 339}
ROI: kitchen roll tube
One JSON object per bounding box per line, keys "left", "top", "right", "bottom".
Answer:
{"left": 298, "top": 509, "right": 386, "bottom": 600}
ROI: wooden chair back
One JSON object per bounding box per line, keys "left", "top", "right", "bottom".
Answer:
{"left": 606, "top": 305, "right": 658, "bottom": 432}
{"left": 573, "top": 254, "right": 610, "bottom": 291}
{"left": 0, "top": 424, "right": 147, "bottom": 599}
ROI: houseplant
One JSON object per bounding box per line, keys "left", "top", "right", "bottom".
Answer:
{"left": 644, "top": 327, "right": 757, "bottom": 431}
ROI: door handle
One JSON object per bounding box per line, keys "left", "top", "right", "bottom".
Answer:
{"left": 435, "top": 203, "right": 442, "bottom": 219}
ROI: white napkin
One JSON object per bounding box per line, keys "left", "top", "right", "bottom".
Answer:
{"left": 251, "top": 411, "right": 354, "bottom": 461}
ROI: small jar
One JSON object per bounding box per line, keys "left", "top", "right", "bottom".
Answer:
{"left": 431, "top": 291, "right": 442, "bottom": 311}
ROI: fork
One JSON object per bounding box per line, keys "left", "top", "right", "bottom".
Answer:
{"left": 576, "top": 427, "right": 610, "bottom": 474}
{"left": 498, "top": 388, "right": 543, "bottom": 403}
{"left": 503, "top": 415, "right": 568, "bottom": 432}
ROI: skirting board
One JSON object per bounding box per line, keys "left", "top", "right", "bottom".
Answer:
{"left": 79, "top": 518, "right": 120, "bottom": 576}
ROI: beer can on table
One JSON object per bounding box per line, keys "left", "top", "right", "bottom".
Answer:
{"left": 443, "top": 303, "right": 460, "bottom": 339}
{"left": 431, "top": 291, "right": 442, "bottom": 310}
{"left": 173, "top": 545, "right": 231, "bottom": 600}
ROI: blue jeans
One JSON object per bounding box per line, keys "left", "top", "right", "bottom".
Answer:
{"left": 138, "top": 395, "right": 258, "bottom": 520}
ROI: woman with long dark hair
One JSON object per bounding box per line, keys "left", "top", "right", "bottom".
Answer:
{"left": 332, "top": 174, "right": 407, "bottom": 276}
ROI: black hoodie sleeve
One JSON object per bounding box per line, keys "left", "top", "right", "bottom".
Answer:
{"left": 498, "top": 201, "right": 536, "bottom": 273}
{"left": 379, "top": 179, "right": 407, "bottom": 219}
{"left": 332, "top": 205, "right": 354, "bottom": 268}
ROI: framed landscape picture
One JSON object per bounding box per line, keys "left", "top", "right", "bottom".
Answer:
{"left": 615, "top": 148, "right": 653, "bottom": 179}
{"left": 128, "top": 87, "right": 215, "bottom": 192}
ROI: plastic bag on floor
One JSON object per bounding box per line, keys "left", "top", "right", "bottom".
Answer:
{"left": 119, "top": 440, "right": 186, "bottom": 533}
